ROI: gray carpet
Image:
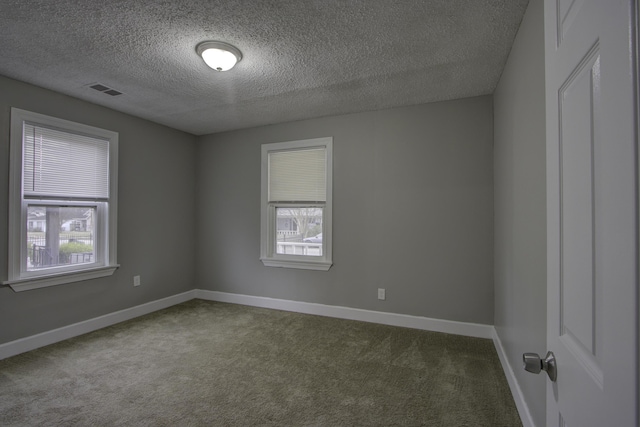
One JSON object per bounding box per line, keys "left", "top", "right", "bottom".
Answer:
{"left": 0, "top": 299, "right": 522, "bottom": 426}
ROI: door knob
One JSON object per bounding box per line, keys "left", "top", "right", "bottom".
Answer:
{"left": 522, "top": 351, "right": 557, "bottom": 382}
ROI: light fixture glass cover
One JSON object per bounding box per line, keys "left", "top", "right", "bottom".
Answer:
{"left": 196, "top": 41, "right": 242, "bottom": 72}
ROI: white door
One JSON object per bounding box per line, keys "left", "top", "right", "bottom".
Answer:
{"left": 544, "top": 0, "right": 638, "bottom": 426}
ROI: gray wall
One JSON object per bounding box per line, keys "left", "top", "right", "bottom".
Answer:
{"left": 0, "top": 75, "right": 197, "bottom": 344}
{"left": 493, "top": 0, "right": 546, "bottom": 425}
{"left": 196, "top": 96, "right": 495, "bottom": 324}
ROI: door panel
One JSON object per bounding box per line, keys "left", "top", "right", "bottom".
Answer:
{"left": 559, "top": 46, "right": 603, "bottom": 385}
{"left": 557, "top": 0, "right": 586, "bottom": 46}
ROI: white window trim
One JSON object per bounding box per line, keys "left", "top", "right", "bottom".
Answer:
{"left": 4, "top": 108, "right": 119, "bottom": 292}
{"left": 260, "top": 137, "right": 333, "bottom": 271}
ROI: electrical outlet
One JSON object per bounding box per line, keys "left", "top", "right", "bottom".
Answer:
{"left": 378, "top": 288, "right": 386, "bottom": 300}
{"left": 133, "top": 275, "right": 141, "bottom": 287}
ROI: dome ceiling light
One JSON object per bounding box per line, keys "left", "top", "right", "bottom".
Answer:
{"left": 196, "top": 41, "right": 243, "bottom": 72}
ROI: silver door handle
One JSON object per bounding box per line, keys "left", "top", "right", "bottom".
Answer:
{"left": 522, "top": 351, "right": 557, "bottom": 382}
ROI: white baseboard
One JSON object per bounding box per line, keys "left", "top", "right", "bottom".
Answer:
{"left": 0, "top": 290, "right": 196, "bottom": 360}
{"left": 1, "top": 288, "right": 529, "bottom": 426}
{"left": 195, "top": 290, "right": 494, "bottom": 339}
{"left": 492, "top": 329, "right": 536, "bottom": 427}
{"left": 211, "top": 290, "right": 532, "bottom": 427}
{"left": 210, "top": 290, "right": 531, "bottom": 426}
{"left": 0, "top": 289, "right": 492, "bottom": 359}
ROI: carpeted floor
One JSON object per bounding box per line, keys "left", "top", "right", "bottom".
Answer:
{"left": 0, "top": 299, "right": 522, "bottom": 426}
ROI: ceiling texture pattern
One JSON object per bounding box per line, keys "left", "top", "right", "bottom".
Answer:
{"left": 0, "top": 0, "right": 529, "bottom": 135}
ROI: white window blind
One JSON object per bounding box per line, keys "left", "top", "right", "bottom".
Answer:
{"left": 268, "top": 148, "right": 326, "bottom": 202}
{"left": 22, "top": 123, "right": 110, "bottom": 199}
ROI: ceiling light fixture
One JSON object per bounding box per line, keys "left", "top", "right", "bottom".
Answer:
{"left": 196, "top": 41, "right": 242, "bottom": 72}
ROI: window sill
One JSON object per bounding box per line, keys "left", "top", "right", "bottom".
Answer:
{"left": 261, "top": 258, "right": 332, "bottom": 271}
{"left": 3, "top": 265, "right": 120, "bottom": 292}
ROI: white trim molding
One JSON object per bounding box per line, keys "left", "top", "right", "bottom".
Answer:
{"left": 0, "top": 290, "right": 196, "bottom": 360}
{"left": 0, "top": 289, "right": 493, "bottom": 359}
{"left": 4, "top": 265, "right": 120, "bottom": 292}
{"left": 7, "top": 108, "right": 119, "bottom": 290}
{"left": 195, "top": 290, "right": 494, "bottom": 339}
{"left": 0, "top": 288, "right": 529, "bottom": 427}
{"left": 492, "top": 329, "right": 536, "bottom": 427}
{"left": 260, "top": 137, "right": 333, "bottom": 271}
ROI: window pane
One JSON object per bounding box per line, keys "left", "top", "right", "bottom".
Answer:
{"left": 27, "top": 205, "right": 96, "bottom": 271}
{"left": 276, "top": 207, "right": 323, "bottom": 256}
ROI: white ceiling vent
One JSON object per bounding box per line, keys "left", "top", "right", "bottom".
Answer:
{"left": 86, "top": 83, "right": 123, "bottom": 96}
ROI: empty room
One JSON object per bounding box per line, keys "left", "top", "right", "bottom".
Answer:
{"left": 0, "top": 0, "right": 637, "bottom": 426}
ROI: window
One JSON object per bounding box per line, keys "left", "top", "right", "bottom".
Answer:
{"left": 4, "top": 108, "right": 119, "bottom": 291}
{"left": 261, "top": 137, "right": 333, "bottom": 270}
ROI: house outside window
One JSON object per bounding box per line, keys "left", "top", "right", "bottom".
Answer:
{"left": 4, "top": 108, "right": 119, "bottom": 291}
{"left": 260, "top": 137, "right": 333, "bottom": 270}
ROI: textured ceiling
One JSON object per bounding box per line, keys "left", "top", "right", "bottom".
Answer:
{"left": 0, "top": 0, "right": 529, "bottom": 135}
